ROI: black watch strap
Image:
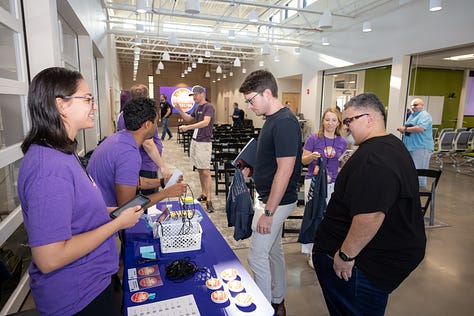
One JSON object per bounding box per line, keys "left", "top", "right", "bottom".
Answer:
{"left": 338, "top": 250, "right": 355, "bottom": 262}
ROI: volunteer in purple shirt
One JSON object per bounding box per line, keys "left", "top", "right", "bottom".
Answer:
{"left": 301, "top": 107, "right": 347, "bottom": 269}
{"left": 117, "top": 84, "right": 170, "bottom": 195}
{"left": 87, "top": 97, "right": 187, "bottom": 208}
{"left": 176, "top": 85, "right": 216, "bottom": 213}
{"left": 17, "top": 67, "right": 144, "bottom": 316}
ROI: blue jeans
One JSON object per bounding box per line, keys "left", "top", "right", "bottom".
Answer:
{"left": 409, "top": 149, "right": 432, "bottom": 187}
{"left": 161, "top": 117, "right": 172, "bottom": 139}
{"left": 313, "top": 253, "right": 389, "bottom": 316}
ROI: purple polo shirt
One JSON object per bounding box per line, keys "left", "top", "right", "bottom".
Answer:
{"left": 191, "top": 102, "right": 215, "bottom": 142}
{"left": 17, "top": 145, "right": 118, "bottom": 316}
{"left": 87, "top": 130, "right": 141, "bottom": 206}
{"left": 304, "top": 133, "right": 347, "bottom": 183}
{"left": 117, "top": 112, "right": 162, "bottom": 172}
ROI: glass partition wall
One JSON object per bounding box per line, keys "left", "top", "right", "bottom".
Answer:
{"left": 0, "top": 1, "right": 31, "bottom": 312}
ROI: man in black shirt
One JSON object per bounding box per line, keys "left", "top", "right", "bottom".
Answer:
{"left": 239, "top": 70, "right": 301, "bottom": 316}
{"left": 230, "top": 102, "right": 244, "bottom": 125}
{"left": 159, "top": 94, "right": 173, "bottom": 140}
{"left": 313, "top": 93, "right": 426, "bottom": 315}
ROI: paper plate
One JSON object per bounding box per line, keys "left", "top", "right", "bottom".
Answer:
{"left": 211, "top": 290, "right": 228, "bottom": 304}
{"left": 235, "top": 292, "right": 253, "bottom": 307}
{"left": 205, "top": 277, "right": 223, "bottom": 290}
{"left": 220, "top": 268, "right": 238, "bottom": 281}
{"left": 227, "top": 279, "right": 244, "bottom": 292}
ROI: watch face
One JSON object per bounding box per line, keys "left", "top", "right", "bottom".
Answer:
{"left": 339, "top": 251, "right": 353, "bottom": 261}
{"left": 264, "top": 210, "right": 272, "bottom": 216}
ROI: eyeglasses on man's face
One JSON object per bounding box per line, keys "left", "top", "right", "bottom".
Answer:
{"left": 244, "top": 92, "right": 261, "bottom": 106}
{"left": 60, "top": 95, "right": 95, "bottom": 107}
{"left": 342, "top": 113, "right": 369, "bottom": 126}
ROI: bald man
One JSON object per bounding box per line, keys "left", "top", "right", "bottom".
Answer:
{"left": 397, "top": 98, "right": 434, "bottom": 187}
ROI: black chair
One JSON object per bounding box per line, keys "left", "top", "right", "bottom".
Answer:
{"left": 213, "top": 152, "right": 237, "bottom": 195}
{"left": 182, "top": 130, "right": 193, "bottom": 156}
{"left": 432, "top": 131, "right": 456, "bottom": 168}
{"left": 417, "top": 169, "right": 442, "bottom": 226}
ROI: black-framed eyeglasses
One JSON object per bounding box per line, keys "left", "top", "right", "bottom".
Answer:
{"left": 342, "top": 113, "right": 369, "bottom": 126}
{"left": 244, "top": 92, "right": 261, "bottom": 105}
{"left": 411, "top": 103, "right": 419, "bottom": 107}
{"left": 60, "top": 95, "right": 95, "bottom": 107}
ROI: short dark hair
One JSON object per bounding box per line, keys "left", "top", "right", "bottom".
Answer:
{"left": 239, "top": 69, "right": 278, "bottom": 97}
{"left": 344, "top": 93, "right": 386, "bottom": 123}
{"left": 123, "top": 97, "right": 157, "bottom": 131}
{"left": 22, "top": 67, "right": 83, "bottom": 154}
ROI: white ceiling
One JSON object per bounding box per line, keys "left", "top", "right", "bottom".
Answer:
{"left": 105, "top": 0, "right": 397, "bottom": 67}
{"left": 103, "top": 0, "right": 474, "bottom": 72}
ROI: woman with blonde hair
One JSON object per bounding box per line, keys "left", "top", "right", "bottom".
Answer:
{"left": 301, "top": 107, "right": 347, "bottom": 269}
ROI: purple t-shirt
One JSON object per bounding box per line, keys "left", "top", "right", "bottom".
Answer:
{"left": 117, "top": 112, "right": 162, "bottom": 172}
{"left": 87, "top": 130, "right": 141, "bottom": 206}
{"left": 304, "top": 133, "right": 347, "bottom": 183}
{"left": 17, "top": 145, "right": 118, "bottom": 316}
{"left": 191, "top": 102, "right": 215, "bottom": 142}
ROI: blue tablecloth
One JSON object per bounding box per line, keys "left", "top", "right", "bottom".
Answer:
{"left": 122, "top": 201, "right": 274, "bottom": 315}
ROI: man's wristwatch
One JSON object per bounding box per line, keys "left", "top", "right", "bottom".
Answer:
{"left": 264, "top": 209, "right": 274, "bottom": 217}
{"left": 338, "top": 250, "right": 355, "bottom": 262}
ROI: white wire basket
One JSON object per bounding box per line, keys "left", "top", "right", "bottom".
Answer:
{"left": 154, "top": 221, "right": 202, "bottom": 253}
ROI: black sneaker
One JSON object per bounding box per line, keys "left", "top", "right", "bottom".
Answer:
{"left": 168, "top": 135, "right": 173, "bottom": 140}
{"left": 206, "top": 201, "right": 215, "bottom": 213}
{"left": 197, "top": 195, "right": 207, "bottom": 202}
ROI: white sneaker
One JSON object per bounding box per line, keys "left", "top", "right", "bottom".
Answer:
{"left": 307, "top": 255, "right": 314, "bottom": 270}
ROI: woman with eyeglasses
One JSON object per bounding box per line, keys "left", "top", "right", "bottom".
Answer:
{"left": 300, "top": 107, "right": 347, "bottom": 269}
{"left": 18, "top": 67, "right": 143, "bottom": 315}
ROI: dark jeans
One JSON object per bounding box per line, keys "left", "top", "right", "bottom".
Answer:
{"left": 138, "top": 170, "right": 158, "bottom": 196}
{"left": 74, "top": 278, "right": 121, "bottom": 316}
{"left": 313, "top": 253, "right": 389, "bottom": 316}
{"left": 161, "top": 117, "right": 172, "bottom": 139}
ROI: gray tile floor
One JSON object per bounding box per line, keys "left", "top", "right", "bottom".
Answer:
{"left": 20, "top": 131, "right": 474, "bottom": 315}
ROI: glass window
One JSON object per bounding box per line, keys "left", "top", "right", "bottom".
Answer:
{"left": 59, "top": 17, "right": 79, "bottom": 70}
{"left": 270, "top": 11, "right": 281, "bottom": 23}
{"left": 285, "top": 0, "right": 298, "bottom": 19}
{"left": 334, "top": 74, "right": 358, "bottom": 89}
{"left": 304, "top": 0, "right": 318, "bottom": 7}
{"left": 0, "top": 94, "right": 25, "bottom": 147}
{"left": 0, "top": 159, "right": 21, "bottom": 219}
{"left": 0, "top": 22, "right": 19, "bottom": 80}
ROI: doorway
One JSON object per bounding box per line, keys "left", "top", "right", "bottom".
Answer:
{"left": 282, "top": 92, "right": 300, "bottom": 115}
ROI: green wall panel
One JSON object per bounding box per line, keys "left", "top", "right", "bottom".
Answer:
{"left": 364, "top": 66, "right": 391, "bottom": 107}
{"left": 409, "top": 68, "right": 465, "bottom": 129}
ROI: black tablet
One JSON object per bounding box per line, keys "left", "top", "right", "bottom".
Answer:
{"left": 110, "top": 194, "right": 150, "bottom": 219}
